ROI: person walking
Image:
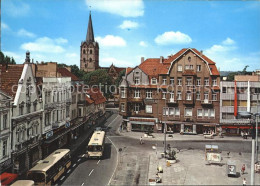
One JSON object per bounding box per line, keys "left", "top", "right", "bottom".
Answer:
{"left": 140, "top": 136, "right": 143, "bottom": 145}
{"left": 241, "top": 164, "right": 246, "bottom": 175}
{"left": 242, "top": 178, "right": 246, "bottom": 186}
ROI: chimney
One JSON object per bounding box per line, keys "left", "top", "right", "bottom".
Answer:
{"left": 25, "top": 51, "right": 30, "bottom": 63}
{"left": 200, "top": 50, "right": 203, "bottom": 56}
{"left": 141, "top": 57, "right": 144, "bottom": 63}
{"left": 160, "top": 56, "right": 163, "bottom": 63}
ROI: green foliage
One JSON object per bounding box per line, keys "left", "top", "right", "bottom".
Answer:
{"left": 0, "top": 51, "right": 16, "bottom": 64}
{"left": 226, "top": 65, "right": 250, "bottom": 81}
{"left": 82, "top": 69, "right": 113, "bottom": 98}
{"left": 57, "top": 63, "right": 68, "bottom": 68}
{"left": 70, "top": 65, "right": 84, "bottom": 80}
{"left": 115, "top": 69, "right": 126, "bottom": 87}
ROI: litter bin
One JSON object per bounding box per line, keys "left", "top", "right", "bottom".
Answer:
{"left": 227, "top": 160, "right": 237, "bottom": 177}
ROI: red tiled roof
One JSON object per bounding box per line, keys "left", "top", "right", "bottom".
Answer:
{"left": 192, "top": 48, "right": 216, "bottom": 65}
{"left": 126, "top": 67, "right": 133, "bottom": 75}
{"left": 58, "top": 68, "right": 80, "bottom": 81}
{"left": 0, "top": 64, "right": 24, "bottom": 97}
{"left": 85, "top": 96, "right": 94, "bottom": 105}
{"left": 209, "top": 64, "right": 220, "bottom": 76}
{"left": 138, "top": 58, "right": 170, "bottom": 76}
{"left": 86, "top": 88, "right": 106, "bottom": 105}
{"left": 114, "top": 66, "right": 125, "bottom": 73}
{"left": 164, "top": 48, "right": 187, "bottom": 63}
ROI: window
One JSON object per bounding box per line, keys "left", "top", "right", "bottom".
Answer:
{"left": 90, "top": 49, "right": 92, "bottom": 54}
{"left": 210, "top": 109, "right": 215, "bottom": 117}
{"left": 134, "top": 104, "right": 140, "bottom": 112}
{"left": 169, "top": 108, "right": 174, "bottom": 116}
{"left": 177, "top": 65, "right": 182, "bottom": 72}
{"left": 151, "top": 78, "right": 157, "bottom": 85}
{"left": 121, "top": 88, "right": 126, "bottom": 98}
{"left": 3, "top": 140, "right": 7, "bottom": 157}
{"left": 197, "top": 109, "right": 203, "bottom": 117}
{"left": 204, "top": 92, "right": 209, "bottom": 100}
{"left": 177, "top": 91, "right": 182, "bottom": 100}
{"left": 19, "top": 105, "right": 24, "bottom": 115}
{"left": 188, "top": 56, "right": 191, "bottom": 62}
{"left": 212, "top": 79, "right": 217, "bottom": 86}
{"left": 204, "top": 78, "right": 209, "bottom": 86}
{"left": 186, "top": 77, "right": 192, "bottom": 86}
{"left": 146, "top": 105, "right": 152, "bottom": 113}
{"left": 222, "top": 87, "right": 227, "bottom": 93}
{"left": 134, "top": 90, "right": 140, "bottom": 98}
{"left": 27, "top": 104, "right": 30, "bottom": 114}
{"left": 170, "top": 78, "right": 174, "bottom": 85}
{"left": 163, "top": 107, "right": 169, "bottom": 116}
{"left": 196, "top": 92, "right": 201, "bottom": 100}
{"left": 33, "top": 103, "right": 37, "bottom": 112}
{"left": 204, "top": 109, "right": 209, "bottom": 117}
{"left": 121, "top": 103, "right": 125, "bottom": 112}
{"left": 185, "top": 65, "right": 193, "bottom": 70}
{"left": 185, "top": 108, "right": 192, "bottom": 117}
{"left": 186, "top": 92, "right": 192, "bottom": 100}
{"left": 146, "top": 90, "right": 152, "bottom": 99}
{"left": 3, "top": 114, "right": 7, "bottom": 129}
{"left": 83, "top": 49, "right": 85, "bottom": 54}
{"left": 134, "top": 77, "right": 140, "bottom": 85}
{"left": 177, "top": 78, "right": 182, "bottom": 86}
{"left": 162, "top": 77, "right": 167, "bottom": 85}
{"left": 196, "top": 78, "right": 201, "bottom": 86}
{"left": 89, "top": 58, "right": 92, "bottom": 62}
{"left": 212, "top": 94, "right": 217, "bottom": 101}
{"left": 162, "top": 92, "right": 166, "bottom": 99}
{"left": 197, "top": 65, "right": 201, "bottom": 72}
{"left": 170, "top": 92, "right": 174, "bottom": 102}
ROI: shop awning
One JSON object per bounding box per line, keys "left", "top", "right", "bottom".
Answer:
{"left": 221, "top": 125, "right": 260, "bottom": 129}
{"left": 130, "top": 121, "right": 155, "bottom": 125}
{"left": 0, "top": 172, "right": 18, "bottom": 185}
{"left": 44, "top": 129, "right": 70, "bottom": 144}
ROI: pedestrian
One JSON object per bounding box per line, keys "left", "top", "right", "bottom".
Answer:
{"left": 140, "top": 136, "right": 143, "bottom": 145}
{"left": 243, "top": 178, "right": 246, "bottom": 186}
{"left": 241, "top": 164, "right": 246, "bottom": 175}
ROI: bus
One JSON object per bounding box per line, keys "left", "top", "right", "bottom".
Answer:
{"left": 87, "top": 130, "right": 105, "bottom": 159}
{"left": 27, "top": 149, "right": 71, "bottom": 185}
{"left": 11, "top": 180, "right": 34, "bottom": 186}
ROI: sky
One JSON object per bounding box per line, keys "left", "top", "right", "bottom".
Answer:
{"left": 1, "top": 0, "right": 260, "bottom": 71}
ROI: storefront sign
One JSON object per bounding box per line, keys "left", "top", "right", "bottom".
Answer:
{"left": 207, "top": 152, "right": 221, "bottom": 162}
{"left": 46, "top": 131, "right": 53, "bottom": 139}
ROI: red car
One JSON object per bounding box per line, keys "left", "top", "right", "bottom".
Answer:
{"left": 0, "top": 172, "right": 18, "bottom": 185}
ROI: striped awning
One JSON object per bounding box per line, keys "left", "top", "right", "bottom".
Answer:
{"left": 130, "top": 121, "right": 155, "bottom": 125}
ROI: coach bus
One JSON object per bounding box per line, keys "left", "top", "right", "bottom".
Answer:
{"left": 87, "top": 130, "right": 105, "bottom": 159}
{"left": 27, "top": 149, "right": 71, "bottom": 185}
{"left": 11, "top": 180, "right": 34, "bottom": 186}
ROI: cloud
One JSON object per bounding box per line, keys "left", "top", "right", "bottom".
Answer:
{"left": 100, "top": 57, "right": 133, "bottom": 67}
{"left": 1, "top": 22, "right": 10, "bottom": 30}
{"left": 3, "top": 1, "right": 30, "bottom": 17}
{"left": 222, "top": 37, "right": 235, "bottom": 45}
{"left": 55, "top": 38, "right": 68, "bottom": 44}
{"left": 154, "top": 31, "right": 192, "bottom": 45}
{"left": 65, "top": 53, "right": 78, "bottom": 58}
{"left": 17, "top": 29, "right": 36, "bottom": 38}
{"left": 85, "top": 0, "right": 144, "bottom": 17}
{"left": 139, "top": 41, "right": 147, "bottom": 47}
{"left": 21, "top": 37, "right": 67, "bottom": 53}
{"left": 119, "top": 20, "right": 139, "bottom": 30}
{"left": 96, "top": 35, "right": 126, "bottom": 47}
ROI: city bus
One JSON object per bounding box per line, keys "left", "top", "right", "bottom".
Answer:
{"left": 87, "top": 130, "right": 105, "bottom": 159}
{"left": 27, "top": 149, "right": 71, "bottom": 185}
{"left": 11, "top": 180, "right": 34, "bottom": 186}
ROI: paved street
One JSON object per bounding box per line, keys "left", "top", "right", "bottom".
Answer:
{"left": 57, "top": 110, "right": 259, "bottom": 185}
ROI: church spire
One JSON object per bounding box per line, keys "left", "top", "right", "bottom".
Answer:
{"left": 86, "top": 12, "right": 95, "bottom": 43}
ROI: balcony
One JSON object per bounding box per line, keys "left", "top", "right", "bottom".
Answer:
{"left": 183, "top": 99, "right": 194, "bottom": 105}
{"left": 128, "top": 97, "right": 143, "bottom": 103}
{"left": 44, "top": 103, "right": 55, "bottom": 110}
{"left": 221, "top": 106, "right": 247, "bottom": 113}
{"left": 201, "top": 99, "right": 212, "bottom": 105}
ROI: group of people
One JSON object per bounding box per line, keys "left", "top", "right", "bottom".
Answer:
{"left": 203, "top": 129, "right": 215, "bottom": 135}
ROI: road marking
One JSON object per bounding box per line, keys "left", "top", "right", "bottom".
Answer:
{"left": 81, "top": 183, "right": 84, "bottom": 186}
{"left": 107, "top": 115, "right": 120, "bottom": 127}
{"left": 67, "top": 169, "right": 71, "bottom": 174}
{"left": 60, "top": 176, "right": 65, "bottom": 181}
{"left": 89, "top": 169, "right": 94, "bottom": 176}
{"left": 107, "top": 136, "right": 119, "bottom": 185}
{"left": 81, "top": 154, "right": 85, "bottom": 158}
{"left": 78, "top": 158, "right": 81, "bottom": 162}
{"left": 97, "top": 160, "right": 100, "bottom": 164}
{"left": 73, "top": 163, "right": 76, "bottom": 167}
{"left": 55, "top": 184, "right": 58, "bottom": 186}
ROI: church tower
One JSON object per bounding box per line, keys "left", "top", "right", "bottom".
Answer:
{"left": 80, "top": 12, "right": 99, "bottom": 72}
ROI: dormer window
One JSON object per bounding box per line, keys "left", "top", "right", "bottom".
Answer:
{"left": 151, "top": 78, "right": 157, "bottom": 85}
{"left": 134, "top": 77, "right": 140, "bottom": 85}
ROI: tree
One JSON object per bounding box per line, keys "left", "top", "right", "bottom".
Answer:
{"left": 82, "top": 69, "right": 113, "bottom": 98}
{"left": 242, "top": 65, "right": 249, "bottom": 75}
{"left": 115, "top": 69, "right": 126, "bottom": 87}
{"left": 0, "top": 51, "right": 16, "bottom": 64}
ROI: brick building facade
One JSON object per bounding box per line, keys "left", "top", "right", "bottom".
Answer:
{"left": 119, "top": 48, "right": 220, "bottom": 134}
